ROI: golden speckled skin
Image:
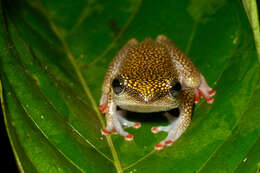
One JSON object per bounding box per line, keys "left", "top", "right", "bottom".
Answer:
{"left": 156, "top": 35, "right": 201, "bottom": 88}
{"left": 120, "top": 39, "right": 178, "bottom": 102}
{"left": 100, "top": 35, "right": 215, "bottom": 149}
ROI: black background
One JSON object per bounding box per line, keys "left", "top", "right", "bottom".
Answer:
{"left": 1, "top": 105, "right": 18, "bottom": 172}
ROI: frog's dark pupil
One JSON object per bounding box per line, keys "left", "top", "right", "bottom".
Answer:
{"left": 112, "top": 76, "right": 124, "bottom": 95}
{"left": 170, "top": 80, "right": 182, "bottom": 98}
{"left": 172, "top": 82, "right": 182, "bottom": 91}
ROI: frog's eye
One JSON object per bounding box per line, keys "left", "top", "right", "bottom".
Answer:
{"left": 169, "top": 80, "right": 182, "bottom": 98}
{"left": 112, "top": 76, "right": 125, "bottom": 95}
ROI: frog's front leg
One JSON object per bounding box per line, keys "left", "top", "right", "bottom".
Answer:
{"left": 152, "top": 88, "right": 194, "bottom": 150}
{"left": 101, "top": 95, "right": 141, "bottom": 141}
{"left": 156, "top": 35, "right": 216, "bottom": 104}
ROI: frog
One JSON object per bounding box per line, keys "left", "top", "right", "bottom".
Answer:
{"left": 99, "top": 35, "right": 216, "bottom": 150}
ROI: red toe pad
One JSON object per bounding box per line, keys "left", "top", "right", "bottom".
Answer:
{"left": 195, "top": 96, "right": 200, "bottom": 104}
{"left": 154, "top": 144, "right": 164, "bottom": 150}
{"left": 99, "top": 105, "right": 108, "bottom": 114}
{"left": 206, "top": 97, "right": 214, "bottom": 104}
{"left": 151, "top": 127, "right": 159, "bottom": 133}
{"left": 208, "top": 90, "right": 216, "bottom": 96}
{"left": 165, "top": 140, "right": 174, "bottom": 147}
{"left": 125, "top": 134, "right": 134, "bottom": 141}
{"left": 134, "top": 122, "right": 141, "bottom": 129}
{"left": 101, "top": 129, "right": 110, "bottom": 136}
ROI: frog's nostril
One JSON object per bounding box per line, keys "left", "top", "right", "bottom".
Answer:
{"left": 144, "top": 96, "right": 149, "bottom": 102}
{"left": 143, "top": 95, "right": 153, "bottom": 102}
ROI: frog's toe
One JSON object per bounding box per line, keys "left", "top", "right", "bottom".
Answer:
{"left": 151, "top": 127, "right": 159, "bottom": 133}
{"left": 101, "top": 128, "right": 134, "bottom": 141}
{"left": 120, "top": 119, "right": 141, "bottom": 129}
{"left": 152, "top": 111, "right": 191, "bottom": 150}
{"left": 193, "top": 88, "right": 200, "bottom": 104}
{"left": 101, "top": 129, "right": 111, "bottom": 136}
{"left": 133, "top": 122, "right": 141, "bottom": 129}
{"left": 164, "top": 140, "right": 174, "bottom": 147}
{"left": 125, "top": 134, "right": 134, "bottom": 141}
{"left": 153, "top": 128, "right": 179, "bottom": 149}
{"left": 154, "top": 139, "right": 175, "bottom": 150}
{"left": 99, "top": 104, "right": 108, "bottom": 114}
{"left": 99, "top": 94, "right": 108, "bottom": 113}
{"left": 117, "top": 110, "right": 142, "bottom": 129}
{"left": 151, "top": 112, "right": 177, "bottom": 133}
{"left": 208, "top": 89, "right": 216, "bottom": 96}
{"left": 154, "top": 140, "right": 175, "bottom": 151}
{"left": 199, "top": 88, "right": 215, "bottom": 104}
{"left": 196, "top": 74, "right": 216, "bottom": 104}
{"left": 154, "top": 143, "right": 164, "bottom": 151}
{"left": 206, "top": 97, "right": 214, "bottom": 104}
{"left": 151, "top": 125, "right": 172, "bottom": 134}
{"left": 194, "top": 95, "right": 200, "bottom": 104}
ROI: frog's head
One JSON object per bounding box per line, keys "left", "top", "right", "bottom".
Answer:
{"left": 112, "top": 75, "right": 182, "bottom": 112}
{"left": 111, "top": 39, "right": 182, "bottom": 112}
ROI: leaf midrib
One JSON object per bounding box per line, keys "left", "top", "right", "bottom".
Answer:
{"left": 1, "top": 20, "right": 93, "bottom": 172}
{"left": 31, "top": 1, "right": 124, "bottom": 172}
{"left": 6, "top": 13, "right": 114, "bottom": 165}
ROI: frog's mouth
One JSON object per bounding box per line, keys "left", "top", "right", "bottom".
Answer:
{"left": 116, "top": 101, "right": 179, "bottom": 113}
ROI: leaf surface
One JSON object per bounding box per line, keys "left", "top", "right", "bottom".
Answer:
{"left": 1, "top": 0, "right": 260, "bottom": 172}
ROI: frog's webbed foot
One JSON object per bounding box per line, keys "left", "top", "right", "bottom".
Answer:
{"left": 151, "top": 112, "right": 189, "bottom": 150}
{"left": 151, "top": 89, "right": 193, "bottom": 150}
{"left": 194, "top": 74, "right": 216, "bottom": 104}
{"left": 117, "top": 110, "right": 141, "bottom": 129}
{"left": 101, "top": 105, "right": 141, "bottom": 141}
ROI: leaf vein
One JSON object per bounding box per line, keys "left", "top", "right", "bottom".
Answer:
{"left": 232, "top": 134, "right": 260, "bottom": 173}
{"left": 196, "top": 66, "right": 258, "bottom": 172}
{"left": 32, "top": 2, "right": 123, "bottom": 172}
{"left": 3, "top": 78, "right": 87, "bottom": 173}
{"left": 7, "top": 13, "right": 114, "bottom": 163}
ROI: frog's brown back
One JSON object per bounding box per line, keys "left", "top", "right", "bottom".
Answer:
{"left": 119, "top": 39, "right": 178, "bottom": 99}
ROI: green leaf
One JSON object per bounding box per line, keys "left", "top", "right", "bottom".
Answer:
{"left": 242, "top": 0, "right": 260, "bottom": 62}
{"left": 1, "top": 0, "right": 260, "bottom": 172}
